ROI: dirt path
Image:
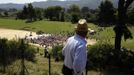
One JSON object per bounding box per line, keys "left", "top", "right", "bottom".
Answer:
{"left": 0, "top": 28, "right": 36, "bottom": 40}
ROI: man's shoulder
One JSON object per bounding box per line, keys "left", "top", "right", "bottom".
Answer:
{"left": 68, "top": 36, "right": 75, "bottom": 40}
{"left": 66, "top": 36, "right": 79, "bottom": 45}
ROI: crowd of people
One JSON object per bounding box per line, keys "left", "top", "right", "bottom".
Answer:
{"left": 25, "top": 33, "right": 68, "bottom": 47}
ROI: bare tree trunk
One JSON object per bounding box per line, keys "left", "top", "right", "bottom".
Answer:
{"left": 115, "top": 0, "right": 134, "bottom": 49}
{"left": 114, "top": 26, "right": 122, "bottom": 50}
{"left": 114, "top": 0, "right": 127, "bottom": 50}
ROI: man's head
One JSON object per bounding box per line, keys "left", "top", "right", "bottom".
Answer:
{"left": 75, "top": 19, "right": 88, "bottom": 38}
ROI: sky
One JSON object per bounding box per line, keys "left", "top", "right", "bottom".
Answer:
{"left": 0, "top": 0, "right": 66, "bottom": 4}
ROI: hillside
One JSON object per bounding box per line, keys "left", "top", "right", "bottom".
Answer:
{"left": 0, "top": 18, "right": 134, "bottom": 49}
{"left": 0, "top": 0, "right": 120, "bottom": 9}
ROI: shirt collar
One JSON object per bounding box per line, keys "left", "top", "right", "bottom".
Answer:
{"left": 75, "top": 34, "right": 87, "bottom": 44}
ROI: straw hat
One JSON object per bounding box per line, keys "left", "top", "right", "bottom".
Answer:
{"left": 75, "top": 19, "right": 88, "bottom": 32}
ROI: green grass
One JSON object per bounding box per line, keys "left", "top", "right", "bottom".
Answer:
{"left": 0, "top": 18, "right": 134, "bottom": 49}
{"left": 6, "top": 49, "right": 101, "bottom": 75}
{"left": 0, "top": 18, "right": 74, "bottom": 34}
{"left": 6, "top": 47, "right": 63, "bottom": 75}
{"left": 7, "top": 57, "right": 63, "bottom": 75}
{"left": 91, "top": 26, "right": 134, "bottom": 50}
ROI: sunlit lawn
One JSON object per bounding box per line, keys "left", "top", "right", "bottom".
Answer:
{"left": 0, "top": 18, "right": 134, "bottom": 49}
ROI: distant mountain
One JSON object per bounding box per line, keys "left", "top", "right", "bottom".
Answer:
{"left": 0, "top": 0, "right": 133, "bottom": 10}
{"left": 0, "top": 3, "right": 24, "bottom": 9}
{"left": 32, "top": 0, "right": 102, "bottom": 9}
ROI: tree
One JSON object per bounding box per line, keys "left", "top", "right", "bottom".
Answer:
{"left": 127, "top": 7, "right": 134, "bottom": 24}
{"left": 16, "top": 4, "right": 35, "bottom": 21}
{"left": 81, "top": 7, "right": 89, "bottom": 14}
{"left": 27, "top": 3, "right": 36, "bottom": 22}
{"left": 22, "top": 5, "right": 28, "bottom": 19}
{"left": 81, "top": 7, "right": 89, "bottom": 19}
{"left": 44, "top": 7, "right": 53, "bottom": 20}
{"left": 98, "top": 0, "right": 116, "bottom": 26}
{"left": 71, "top": 12, "right": 80, "bottom": 23}
{"left": 54, "top": 6, "right": 63, "bottom": 21}
{"left": 67, "top": 4, "right": 80, "bottom": 23}
{"left": 114, "top": 0, "right": 133, "bottom": 50}
{"left": 4, "top": 11, "right": 8, "bottom": 17}
{"left": 45, "top": 6, "right": 63, "bottom": 21}
{"left": 35, "top": 8, "right": 43, "bottom": 20}
{"left": 60, "top": 10, "right": 65, "bottom": 22}
{"left": 17, "top": 5, "right": 43, "bottom": 21}
{"left": 68, "top": 4, "right": 80, "bottom": 13}
{"left": 16, "top": 12, "right": 23, "bottom": 19}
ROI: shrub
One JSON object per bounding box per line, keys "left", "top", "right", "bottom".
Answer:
{"left": 17, "top": 39, "right": 36, "bottom": 62}
{"left": 87, "top": 42, "right": 114, "bottom": 70}
{"left": 0, "top": 38, "right": 10, "bottom": 72}
{"left": 87, "top": 41, "right": 134, "bottom": 72}
{"left": 71, "top": 13, "right": 80, "bottom": 24}
{"left": 0, "top": 38, "right": 36, "bottom": 72}
{"left": 51, "top": 45, "right": 64, "bottom": 61}
{"left": 8, "top": 40, "right": 20, "bottom": 61}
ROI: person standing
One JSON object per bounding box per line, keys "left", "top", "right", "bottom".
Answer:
{"left": 62, "top": 19, "right": 88, "bottom": 75}
{"left": 44, "top": 45, "right": 48, "bottom": 58}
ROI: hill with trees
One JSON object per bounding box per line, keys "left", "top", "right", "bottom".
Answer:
{"left": 0, "top": 0, "right": 132, "bottom": 9}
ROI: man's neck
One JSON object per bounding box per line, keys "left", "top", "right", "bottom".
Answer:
{"left": 76, "top": 34, "right": 85, "bottom": 39}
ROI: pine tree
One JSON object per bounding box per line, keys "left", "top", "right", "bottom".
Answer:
{"left": 98, "top": 0, "right": 116, "bottom": 26}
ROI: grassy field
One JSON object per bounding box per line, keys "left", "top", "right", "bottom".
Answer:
{"left": 0, "top": 18, "right": 134, "bottom": 50}
{"left": 6, "top": 47, "right": 102, "bottom": 75}
{"left": 0, "top": 18, "right": 74, "bottom": 34}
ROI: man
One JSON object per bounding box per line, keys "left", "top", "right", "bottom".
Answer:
{"left": 44, "top": 45, "right": 48, "bottom": 58}
{"left": 62, "top": 19, "right": 88, "bottom": 75}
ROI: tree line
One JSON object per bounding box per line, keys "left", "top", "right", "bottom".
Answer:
{"left": 0, "top": 0, "right": 134, "bottom": 26}
{"left": 0, "top": 0, "right": 133, "bottom": 25}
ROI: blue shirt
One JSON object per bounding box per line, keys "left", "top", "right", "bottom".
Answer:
{"left": 62, "top": 34, "right": 87, "bottom": 75}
